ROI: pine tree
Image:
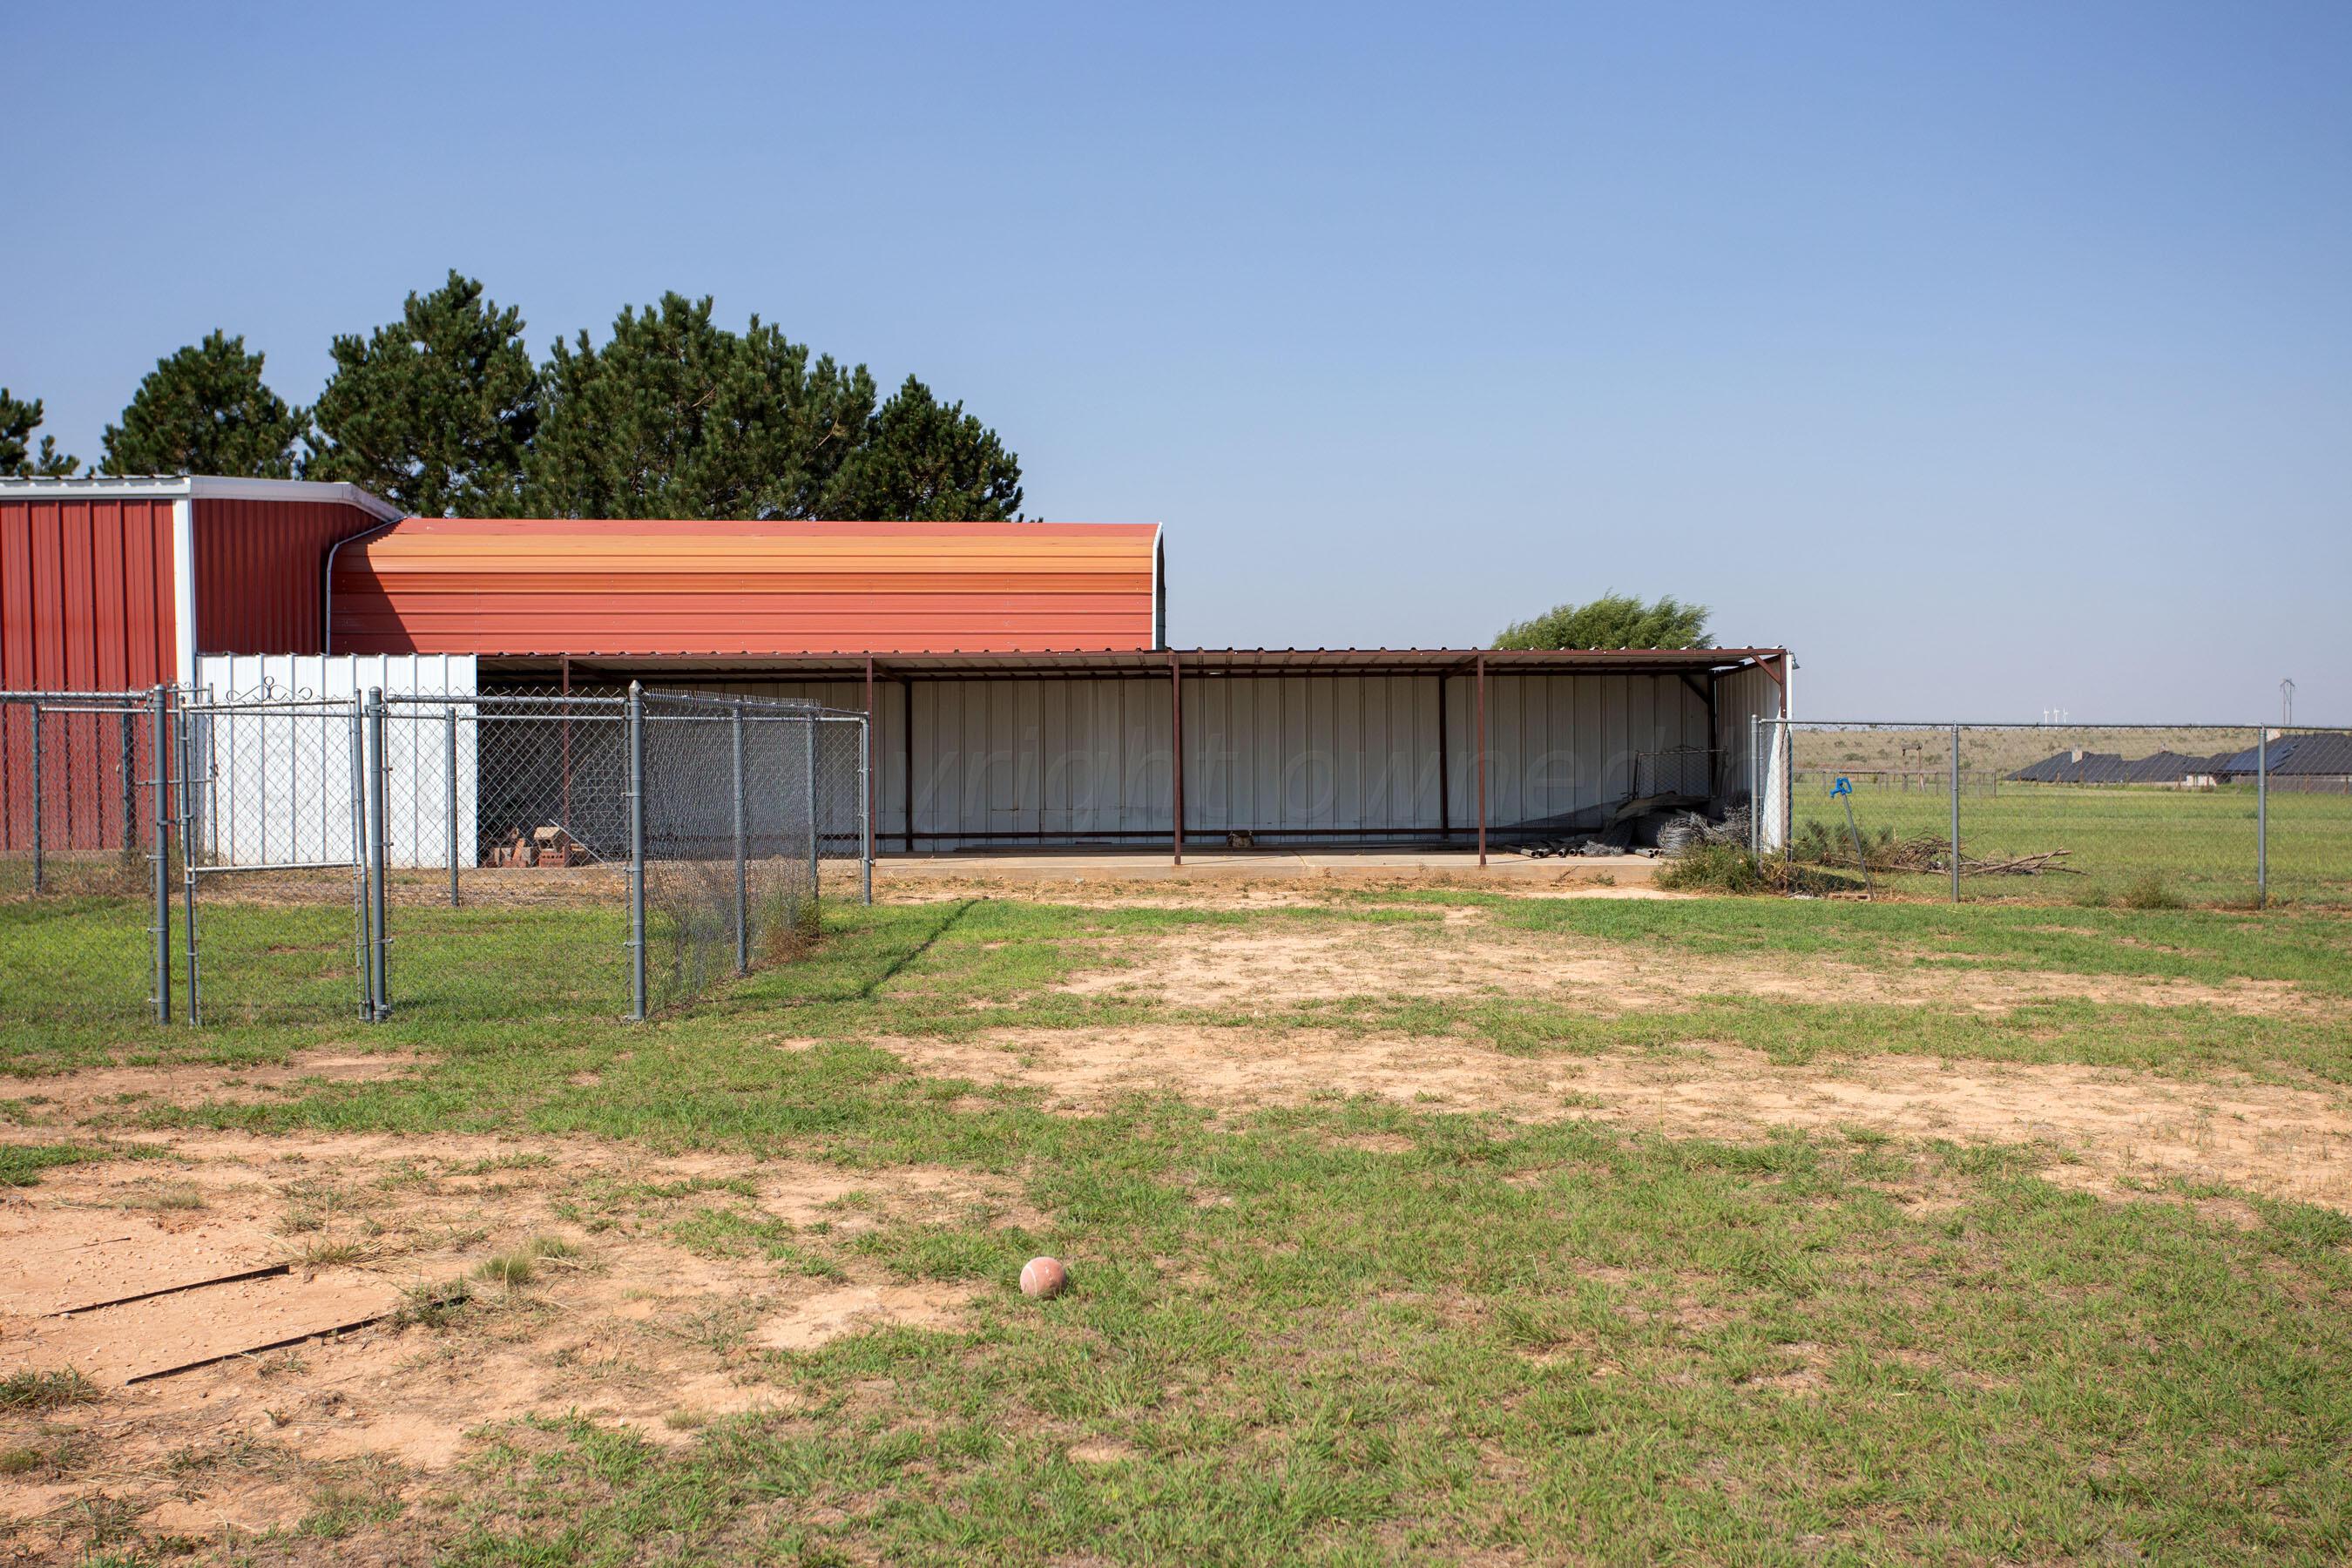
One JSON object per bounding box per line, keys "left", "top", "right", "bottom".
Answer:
{"left": 306, "top": 271, "right": 538, "bottom": 516}
{"left": 524, "top": 294, "right": 876, "bottom": 519}
{"left": 820, "top": 375, "right": 1024, "bottom": 521}
{"left": 1, "top": 389, "right": 78, "bottom": 476}
{"left": 101, "top": 332, "right": 306, "bottom": 477}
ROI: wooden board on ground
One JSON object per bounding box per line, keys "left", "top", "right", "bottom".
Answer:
{"left": 3, "top": 1273, "right": 402, "bottom": 1384}
{"left": 0, "top": 1211, "right": 285, "bottom": 1316}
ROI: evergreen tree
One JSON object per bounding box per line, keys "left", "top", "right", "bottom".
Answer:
{"left": 306, "top": 271, "right": 538, "bottom": 515}
{"left": 524, "top": 294, "right": 876, "bottom": 519}
{"left": 1, "top": 389, "right": 78, "bottom": 476}
{"left": 101, "top": 332, "right": 305, "bottom": 477}
{"left": 1494, "top": 592, "right": 1713, "bottom": 651}
{"left": 820, "top": 375, "right": 1023, "bottom": 521}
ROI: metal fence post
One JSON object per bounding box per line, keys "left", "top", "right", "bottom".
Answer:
{"left": 805, "top": 712, "right": 820, "bottom": 917}
{"left": 177, "top": 700, "right": 201, "bottom": 1025}
{"left": 733, "top": 700, "right": 748, "bottom": 975}
{"left": 627, "top": 681, "right": 647, "bottom": 1021}
{"left": 1950, "top": 726, "right": 1963, "bottom": 904}
{"left": 446, "top": 706, "right": 460, "bottom": 909}
{"left": 365, "top": 688, "right": 390, "bottom": 1021}
{"left": 119, "top": 709, "right": 136, "bottom": 862}
{"left": 348, "top": 700, "right": 371, "bottom": 1021}
{"left": 150, "top": 686, "right": 172, "bottom": 1024}
{"left": 2256, "top": 727, "right": 2268, "bottom": 909}
{"left": 859, "top": 713, "right": 873, "bottom": 905}
{"left": 28, "top": 701, "right": 42, "bottom": 894}
{"left": 1749, "top": 714, "right": 1761, "bottom": 856}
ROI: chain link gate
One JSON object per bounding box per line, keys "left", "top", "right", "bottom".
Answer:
{"left": 175, "top": 686, "right": 374, "bottom": 1024}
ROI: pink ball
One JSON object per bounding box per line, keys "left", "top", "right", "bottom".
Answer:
{"left": 1019, "top": 1256, "right": 1068, "bottom": 1299}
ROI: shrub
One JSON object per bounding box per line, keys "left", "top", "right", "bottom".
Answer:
{"left": 1657, "top": 844, "right": 1773, "bottom": 895}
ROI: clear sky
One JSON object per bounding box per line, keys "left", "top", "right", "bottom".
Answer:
{"left": 6, "top": 2, "right": 2346, "bottom": 721}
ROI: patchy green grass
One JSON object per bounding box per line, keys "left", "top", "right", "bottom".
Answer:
{"left": 0, "top": 1368, "right": 100, "bottom": 1414}
{"left": 6, "top": 889, "right": 2352, "bottom": 1563}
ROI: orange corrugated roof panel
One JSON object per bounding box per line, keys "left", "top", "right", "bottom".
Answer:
{"left": 328, "top": 518, "right": 1165, "bottom": 657}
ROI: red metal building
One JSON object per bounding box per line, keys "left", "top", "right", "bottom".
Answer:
{"left": 0, "top": 476, "right": 399, "bottom": 851}
{"left": 328, "top": 517, "right": 1166, "bottom": 657}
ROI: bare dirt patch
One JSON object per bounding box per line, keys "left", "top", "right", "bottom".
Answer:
{"left": 0, "top": 1130, "right": 1010, "bottom": 1554}
{"left": 3, "top": 1048, "right": 422, "bottom": 1124}
{"left": 1053, "top": 922, "right": 2315, "bottom": 1018}
{"left": 877, "top": 1025, "right": 2352, "bottom": 1213}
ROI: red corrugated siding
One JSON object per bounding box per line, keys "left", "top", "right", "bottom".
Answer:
{"left": 193, "top": 497, "right": 385, "bottom": 656}
{"left": 332, "top": 518, "right": 1162, "bottom": 656}
{"left": 0, "top": 497, "right": 177, "bottom": 851}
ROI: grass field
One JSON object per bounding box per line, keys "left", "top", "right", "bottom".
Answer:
{"left": 4, "top": 884, "right": 2352, "bottom": 1565}
{"left": 1786, "top": 775, "right": 2352, "bottom": 908}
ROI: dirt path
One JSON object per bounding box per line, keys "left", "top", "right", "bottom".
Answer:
{"left": 0, "top": 1130, "right": 1029, "bottom": 1550}
{"left": 884, "top": 1024, "right": 2352, "bottom": 1213}
{"left": 1053, "top": 919, "right": 2317, "bottom": 1017}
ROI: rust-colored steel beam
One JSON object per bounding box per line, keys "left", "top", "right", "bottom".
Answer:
{"left": 1170, "top": 649, "right": 1184, "bottom": 866}
{"left": 1476, "top": 653, "right": 1489, "bottom": 868}
{"left": 1436, "top": 672, "right": 1450, "bottom": 836}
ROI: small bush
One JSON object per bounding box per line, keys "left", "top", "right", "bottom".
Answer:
{"left": 2122, "top": 872, "right": 2185, "bottom": 910}
{"left": 1657, "top": 844, "right": 1772, "bottom": 895}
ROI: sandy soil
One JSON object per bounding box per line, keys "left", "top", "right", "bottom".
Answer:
{"left": 1052, "top": 918, "right": 2319, "bottom": 1018}
{"left": 0, "top": 1128, "right": 1028, "bottom": 1551}
{"left": 880, "top": 1024, "right": 2352, "bottom": 1212}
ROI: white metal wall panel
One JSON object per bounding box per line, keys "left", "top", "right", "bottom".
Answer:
{"left": 523, "top": 666, "right": 1780, "bottom": 853}
{"left": 193, "top": 653, "right": 477, "bottom": 869}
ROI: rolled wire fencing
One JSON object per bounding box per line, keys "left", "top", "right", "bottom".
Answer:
{"left": 2, "top": 682, "right": 870, "bottom": 1028}
{"left": 1751, "top": 719, "right": 2349, "bottom": 907}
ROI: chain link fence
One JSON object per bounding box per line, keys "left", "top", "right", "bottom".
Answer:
{"left": 3, "top": 682, "right": 868, "bottom": 1028}
{"left": 1753, "top": 720, "right": 2349, "bottom": 907}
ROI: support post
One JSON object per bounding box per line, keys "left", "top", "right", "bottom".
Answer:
{"left": 2257, "top": 727, "right": 2268, "bottom": 909}
{"left": 859, "top": 713, "right": 873, "bottom": 905}
{"left": 1950, "top": 726, "right": 1963, "bottom": 904}
{"left": 151, "top": 686, "right": 171, "bottom": 1024}
{"left": 446, "top": 706, "right": 461, "bottom": 909}
{"left": 119, "top": 709, "right": 136, "bottom": 862}
{"left": 1475, "top": 655, "right": 1488, "bottom": 867}
{"left": 1170, "top": 651, "right": 1184, "bottom": 866}
{"left": 28, "top": 702, "right": 41, "bottom": 893}
{"left": 348, "top": 703, "right": 369, "bottom": 1020}
{"left": 627, "top": 682, "right": 646, "bottom": 1020}
{"left": 179, "top": 702, "right": 200, "bottom": 1024}
{"left": 863, "top": 656, "right": 876, "bottom": 876}
{"left": 1749, "top": 714, "right": 1761, "bottom": 856}
{"left": 805, "top": 706, "right": 820, "bottom": 919}
{"left": 365, "top": 688, "right": 390, "bottom": 1021}
{"left": 733, "top": 700, "right": 748, "bottom": 975}
{"left": 1436, "top": 674, "right": 1450, "bottom": 839}
{"left": 902, "top": 677, "right": 915, "bottom": 856}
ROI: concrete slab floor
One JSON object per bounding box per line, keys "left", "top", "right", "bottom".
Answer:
{"left": 868, "top": 847, "right": 1663, "bottom": 885}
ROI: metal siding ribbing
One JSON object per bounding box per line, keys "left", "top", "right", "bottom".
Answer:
{"left": 0, "top": 497, "right": 179, "bottom": 852}
{"left": 193, "top": 497, "right": 383, "bottom": 656}
{"left": 332, "top": 518, "right": 1163, "bottom": 656}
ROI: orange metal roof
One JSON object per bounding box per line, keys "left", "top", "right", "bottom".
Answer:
{"left": 328, "top": 517, "right": 1165, "bottom": 657}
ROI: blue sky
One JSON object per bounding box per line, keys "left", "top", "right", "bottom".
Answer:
{"left": 7, "top": 2, "right": 2347, "bottom": 720}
